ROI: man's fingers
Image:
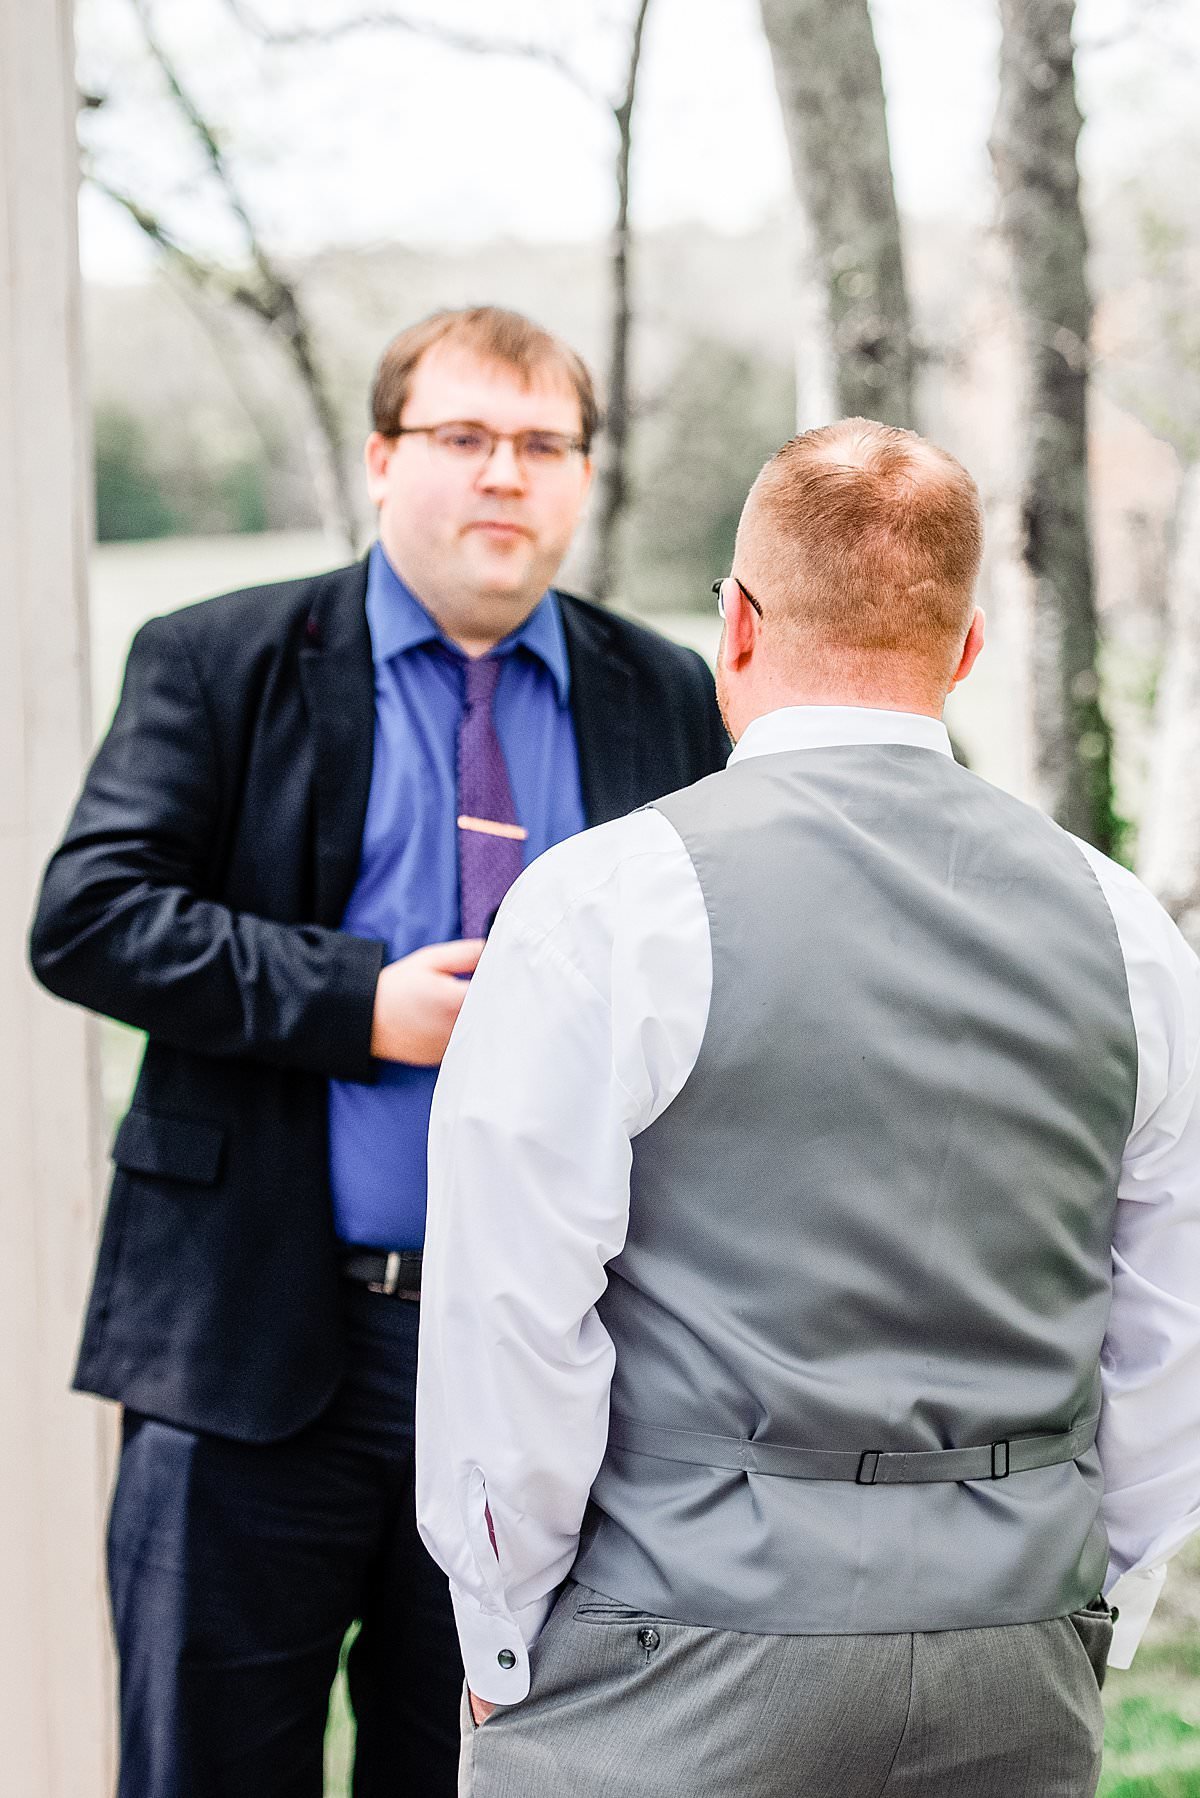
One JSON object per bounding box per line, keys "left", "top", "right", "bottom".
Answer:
{"left": 469, "top": 1689, "right": 497, "bottom": 1727}
{"left": 419, "top": 937, "right": 485, "bottom": 975}
{"left": 440, "top": 974, "right": 471, "bottom": 1017}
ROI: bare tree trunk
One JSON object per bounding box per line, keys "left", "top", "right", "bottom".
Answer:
{"left": 582, "top": 0, "right": 653, "bottom": 602}
{"left": 757, "top": 0, "right": 914, "bottom": 426}
{"left": 990, "top": 0, "right": 1116, "bottom": 851}
{"left": 1137, "top": 463, "right": 1200, "bottom": 943}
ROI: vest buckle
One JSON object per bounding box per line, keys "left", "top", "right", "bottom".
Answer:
{"left": 855, "top": 1450, "right": 881, "bottom": 1485}
{"left": 990, "top": 1439, "right": 1010, "bottom": 1479}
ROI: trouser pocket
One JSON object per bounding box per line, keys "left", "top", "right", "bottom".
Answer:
{"left": 1067, "top": 1597, "right": 1114, "bottom": 1690}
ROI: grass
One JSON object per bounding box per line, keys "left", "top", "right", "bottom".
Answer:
{"left": 1099, "top": 1539, "right": 1200, "bottom": 1797}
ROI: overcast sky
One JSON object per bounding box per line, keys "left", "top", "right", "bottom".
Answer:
{"left": 77, "top": 0, "right": 1200, "bottom": 284}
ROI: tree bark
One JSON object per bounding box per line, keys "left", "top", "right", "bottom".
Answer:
{"left": 990, "top": 0, "right": 1116, "bottom": 851}
{"left": 582, "top": 0, "right": 653, "bottom": 602}
{"left": 757, "top": 0, "right": 914, "bottom": 427}
{"left": 1137, "top": 463, "right": 1200, "bottom": 943}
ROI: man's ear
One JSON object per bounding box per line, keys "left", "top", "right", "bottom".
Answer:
{"left": 720, "top": 582, "right": 760, "bottom": 675}
{"left": 364, "top": 432, "right": 393, "bottom": 505}
{"left": 951, "top": 607, "right": 986, "bottom": 688}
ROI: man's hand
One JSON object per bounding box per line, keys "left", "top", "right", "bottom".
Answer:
{"left": 370, "top": 938, "right": 484, "bottom": 1065}
{"left": 469, "top": 1690, "right": 497, "bottom": 1727}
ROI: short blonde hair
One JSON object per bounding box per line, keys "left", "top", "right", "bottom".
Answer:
{"left": 748, "top": 419, "right": 983, "bottom": 666}
{"left": 371, "top": 306, "right": 599, "bottom": 450}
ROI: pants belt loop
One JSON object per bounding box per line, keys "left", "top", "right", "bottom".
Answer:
{"left": 367, "top": 1251, "right": 402, "bottom": 1297}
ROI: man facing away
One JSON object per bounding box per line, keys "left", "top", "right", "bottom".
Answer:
{"left": 29, "top": 306, "right": 728, "bottom": 1798}
{"left": 417, "top": 419, "right": 1200, "bottom": 1797}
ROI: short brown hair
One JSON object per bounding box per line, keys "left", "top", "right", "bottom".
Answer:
{"left": 370, "top": 306, "right": 599, "bottom": 450}
{"left": 747, "top": 418, "right": 983, "bottom": 669}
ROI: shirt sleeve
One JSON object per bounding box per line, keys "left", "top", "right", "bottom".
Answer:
{"left": 1073, "top": 840, "right": 1200, "bottom": 1667}
{"left": 415, "top": 807, "right": 711, "bottom": 1704}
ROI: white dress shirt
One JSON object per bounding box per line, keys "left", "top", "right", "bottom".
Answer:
{"left": 416, "top": 706, "right": 1200, "bottom": 1702}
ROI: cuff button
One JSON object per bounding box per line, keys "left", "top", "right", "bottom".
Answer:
{"left": 497, "top": 1649, "right": 517, "bottom": 1670}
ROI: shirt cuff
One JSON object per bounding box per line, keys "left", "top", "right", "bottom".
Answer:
{"left": 450, "top": 1583, "right": 556, "bottom": 1705}
{"left": 1104, "top": 1563, "right": 1168, "bottom": 1669}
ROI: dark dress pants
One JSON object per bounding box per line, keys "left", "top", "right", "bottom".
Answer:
{"left": 107, "top": 1285, "right": 461, "bottom": 1798}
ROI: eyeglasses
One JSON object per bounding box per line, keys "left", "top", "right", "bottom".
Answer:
{"left": 712, "top": 576, "right": 763, "bottom": 619}
{"left": 392, "top": 421, "right": 587, "bottom": 469}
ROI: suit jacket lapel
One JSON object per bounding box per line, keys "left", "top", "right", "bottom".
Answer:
{"left": 560, "top": 596, "right": 642, "bottom": 826}
{"left": 298, "top": 561, "right": 376, "bottom": 925}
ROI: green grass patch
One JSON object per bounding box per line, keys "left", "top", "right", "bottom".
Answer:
{"left": 1099, "top": 1775, "right": 1200, "bottom": 1798}
{"left": 1103, "top": 1694, "right": 1200, "bottom": 1760}
{"left": 1098, "top": 1555, "right": 1200, "bottom": 1798}
{"left": 324, "top": 1628, "right": 356, "bottom": 1798}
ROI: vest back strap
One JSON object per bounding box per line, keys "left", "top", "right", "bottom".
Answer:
{"left": 608, "top": 1412, "right": 1099, "bottom": 1485}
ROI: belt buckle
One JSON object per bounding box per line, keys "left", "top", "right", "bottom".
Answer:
{"left": 367, "top": 1251, "right": 402, "bottom": 1297}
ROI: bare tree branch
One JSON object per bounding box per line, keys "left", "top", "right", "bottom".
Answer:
{"left": 118, "top": 0, "right": 361, "bottom": 549}
{"left": 221, "top": 0, "right": 610, "bottom": 109}
{"left": 174, "top": 290, "right": 301, "bottom": 483}
{"left": 221, "top": 0, "right": 658, "bottom": 598}
{"left": 129, "top": 0, "right": 282, "bottom": 302}
{"left": 105, "top": 0, "right": 655, "bottom": 566}
{"left": 87, "top": 170, "right": 277, "bottom": 323}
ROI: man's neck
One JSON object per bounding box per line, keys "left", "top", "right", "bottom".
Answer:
{"left": 731, "top": 690, "right": 945, "bottom": 742}
{"left": 378, "top": 543, "right": 544, "bottom": 659}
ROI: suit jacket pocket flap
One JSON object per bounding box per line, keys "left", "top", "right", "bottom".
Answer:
{"left": 112, "top": 1108, "right": 225, "bottom": 1186}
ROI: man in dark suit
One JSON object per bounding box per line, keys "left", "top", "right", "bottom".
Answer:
{"left": 30, "top": 305, "right": 728, "bottom": 1798}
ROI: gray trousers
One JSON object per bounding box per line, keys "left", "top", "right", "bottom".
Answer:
{"left": 460, "top": 1582, "right": 1110, "bottom": 1798}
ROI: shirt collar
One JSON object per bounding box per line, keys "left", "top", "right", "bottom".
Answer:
{"left": 728, "top": 705, "right": 953, "bottom": 766}
{"left": 365, "top": 541, "right": 571, "bottom": 705}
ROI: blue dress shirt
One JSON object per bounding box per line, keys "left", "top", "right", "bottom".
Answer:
{"left": 328, "top": 542, "right": 586, "bottom": 1249}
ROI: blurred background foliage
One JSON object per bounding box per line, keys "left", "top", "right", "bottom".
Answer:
{"left": 94, "top": 402, "right": 272, "bottom": 539}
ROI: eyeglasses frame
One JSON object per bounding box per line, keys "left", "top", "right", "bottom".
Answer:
{"left": 712, "top": 576, "right": 764, "bottom": 619}
{"left": 390, "top": 420, "right": 588, "bottom": 467}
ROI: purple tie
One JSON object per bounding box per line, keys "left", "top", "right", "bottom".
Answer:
{"left": 457, "top": 656, "right": 526, "bottom": 938}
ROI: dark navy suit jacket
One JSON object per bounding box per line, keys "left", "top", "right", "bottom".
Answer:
{"left": 29, "top": 560, "right": 728, "bottom": 1442}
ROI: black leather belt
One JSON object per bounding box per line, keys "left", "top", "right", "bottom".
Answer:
{"left": 341, "top": 1249, "right": 422, "bottom": 1299}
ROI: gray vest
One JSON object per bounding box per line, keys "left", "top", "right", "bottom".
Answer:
{"left": 571, "top": 744, "right": 1138, "bottom": 1634}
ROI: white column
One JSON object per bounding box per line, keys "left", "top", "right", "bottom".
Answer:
{"left": 0, "top": 2, "right": 117, "bottom": 1794}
